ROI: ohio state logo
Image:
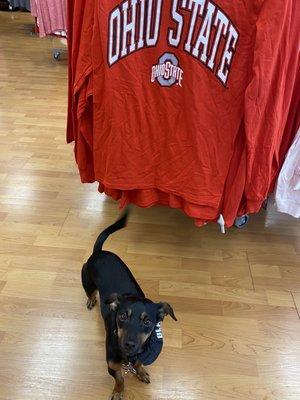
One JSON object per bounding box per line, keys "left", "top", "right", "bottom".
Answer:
{"left": 151, "top": 53, "right": 183, "bottom": 87}
{"left": 107, "top": 0, "right": 239, "bottom": 86}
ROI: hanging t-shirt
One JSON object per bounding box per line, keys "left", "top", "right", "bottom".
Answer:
{"left": 68, "top": 0, "right": 299, "bottom": 226}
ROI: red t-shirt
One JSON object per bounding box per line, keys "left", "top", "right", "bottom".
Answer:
{"left": 67, "top": 0, "right": 94, "bottom": 180}
{"left": 68, "top": 0, "right": 299, "bottom": 226}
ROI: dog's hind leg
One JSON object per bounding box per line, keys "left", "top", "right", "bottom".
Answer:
{"left": 81, "top": 263, "right": 97, "bottom": 310}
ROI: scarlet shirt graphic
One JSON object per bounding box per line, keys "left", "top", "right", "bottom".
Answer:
{"left": 151, "top": 52, "right": 184, "bottom": 87}
{"left": 107, "top": 0, "right": 239, "bottom": 86}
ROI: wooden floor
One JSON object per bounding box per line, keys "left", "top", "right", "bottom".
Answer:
{"left": 1, "top": 11, "right": 300, "bottom": 400}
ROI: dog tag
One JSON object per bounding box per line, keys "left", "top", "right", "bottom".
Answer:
{"left": 122, "top": 362, "right": 137, "bottom": 375}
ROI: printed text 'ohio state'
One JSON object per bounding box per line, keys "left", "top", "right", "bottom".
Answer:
{"left": 108, "top": 0, "right": 239, "bottom": 85}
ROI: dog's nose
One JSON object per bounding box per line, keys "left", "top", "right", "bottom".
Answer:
{"left": 124, "top": 340, "right": 136, "bottom": 352}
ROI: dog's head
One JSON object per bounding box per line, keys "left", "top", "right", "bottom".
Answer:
{"left": 106, "top": 293, "right": 177, "bottom": 356}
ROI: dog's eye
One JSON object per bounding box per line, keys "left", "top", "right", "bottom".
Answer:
{"left": 119, "top": 313, "right": 127, "bottom": 321}
{"left": 143, "top": 319, "right": 152, "bottom": 326}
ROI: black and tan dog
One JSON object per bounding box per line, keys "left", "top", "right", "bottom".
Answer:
{"left": 81, "top": 208, "right": 177, "bottom": 400}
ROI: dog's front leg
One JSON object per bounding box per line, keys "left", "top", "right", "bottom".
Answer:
{"left": 134, "top": 360, "right": 150, "bottom": 384}
{"left": 108, "top": 361, "right": 124, "bottom": 400}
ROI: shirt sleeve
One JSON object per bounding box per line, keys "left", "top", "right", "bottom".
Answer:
{"left": 244, "top": 0, "right": 299, "bottom": 213}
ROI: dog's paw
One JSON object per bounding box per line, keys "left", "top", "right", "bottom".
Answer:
{"left": 110, "top": 391, "right": 124, "bottom": 400}
{"left": 136, "top": 367, "right": 150, "bottom": 384}
{"left": 86, "top": 297, "right": 97, "bottom": 310}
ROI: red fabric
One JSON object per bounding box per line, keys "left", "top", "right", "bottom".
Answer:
{"left": 269, "top": 62, "right": 300, "bottom": 193}
{"left": 67, "top": 0, "right": 95, "bottom": 184}
{"left": 67, "top": 0, "right": 94, "bottom": 144}
{"left": 67, "top": 0, "right": 300, "bottom": 227}
{"left": 90, "top": 0, "right": 255, "bottom": 223}
{"left": 221, "top": 122, "right": 247, "bottom": 227}
{"left": 244, "top": 0, "right": 300, "bottom": 213}
{"left": 222, "top": 0, "right": 300, "bottom": 225}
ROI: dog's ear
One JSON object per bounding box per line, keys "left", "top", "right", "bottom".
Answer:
{"left": 157, "top": 302, "right": 177, "bottom": 322}
{"left": 105, "top": 293, "right": 122, "bottom": 311}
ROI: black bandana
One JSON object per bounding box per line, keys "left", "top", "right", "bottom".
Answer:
{"left": 127, "top": 322, "right": 163, "bottom": 366}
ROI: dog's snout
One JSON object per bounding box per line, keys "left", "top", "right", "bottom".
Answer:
{"left": 124, "top": 340, "right": 136, "bottom": 352}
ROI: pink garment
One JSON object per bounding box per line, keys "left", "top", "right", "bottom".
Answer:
{"left": 30, "top": 0, "right": 67, "bottom": 37}
{"left": 275, "top": 128, "right": 300, "bottom": 218}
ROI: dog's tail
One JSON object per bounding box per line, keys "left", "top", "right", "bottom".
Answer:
{"left": 92, "top": 206, "right": 131, "bottom": 254}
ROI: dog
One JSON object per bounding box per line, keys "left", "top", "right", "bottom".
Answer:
{"left": 81, "top": 207, "right": 177, "bottom": 400}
